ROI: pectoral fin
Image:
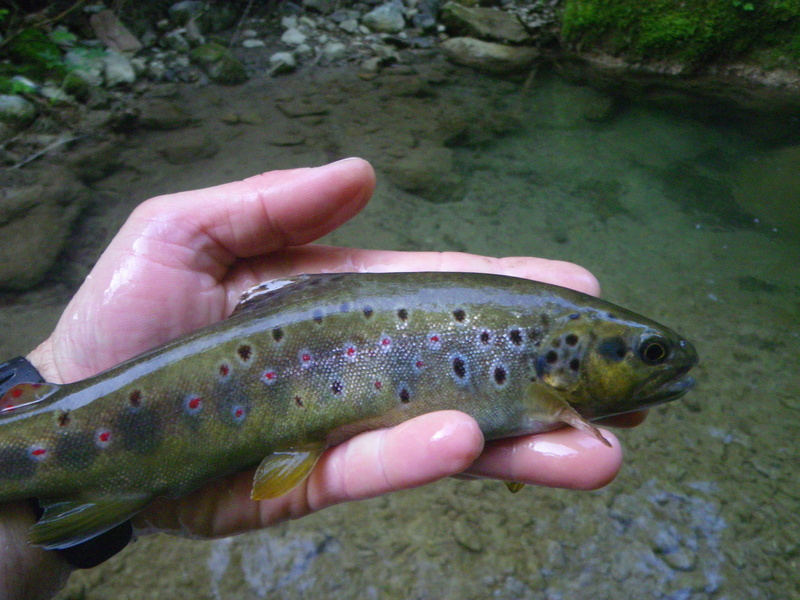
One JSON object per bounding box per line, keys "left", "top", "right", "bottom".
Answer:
{"left": 252, "top": 443, "right": 326, "bottom": 500}
{"left": 530, "top": 383, "right": 612, "bottom": 447}
{"left": 31, "top": 493, "right": 151, "bottom": 550}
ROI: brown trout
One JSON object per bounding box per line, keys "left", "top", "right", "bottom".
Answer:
{"left": 0, "top": 272, "right": 697, "bottom": 549}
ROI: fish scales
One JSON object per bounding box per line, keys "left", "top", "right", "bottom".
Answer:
{"left": 0, "top": 272, "right": 698, "bottom": 549}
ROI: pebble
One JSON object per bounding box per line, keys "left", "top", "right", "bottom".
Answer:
{"left": 281, "top": 27, "right": 307, "bottom": 46}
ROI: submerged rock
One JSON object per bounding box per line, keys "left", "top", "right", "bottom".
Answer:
{"left": 385, "top": 143, "right": 465, "bottom": 203}
{"left": 440, "top": 37, "right": 539, "bottom": 74}
{"left": 0, "top": 174, "right": 87, "bottom": 290}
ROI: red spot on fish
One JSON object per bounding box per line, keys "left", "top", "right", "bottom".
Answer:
{"left": 415, "top": 360, "right": 425, "bottom": 369}
{"left": 382, "top": 337, "right": 391, "bottom": 346}
{"left": 261, "top": 369, "right": 278, "bottom": 385}
{"left": 11, "top": 388, "right": 23, "bottom": 399}
{"left": 374, "top": 380, "right": 383, "bottom": 390}
{"left": 129, "top": 390, "right": 142, "bottom": 407}
{"left": 95, "top": 428, "right": 112, "bottom": 448}
{"left": 219, "top": 364, "right": 230, "bottom": 377}
{"left": 346, "top": 346, "right": 356, "bottom": 357}
{"left": 29, "top": 445, "right": 48, "bottom": 461}
{"left": 184, "top": 395, "right": 203, "bottom": 415}
{"left": 427, "top": 333, "right": 442, "bottom": 350}
{"left": 298, "top": 350, "right": 313, "bottom": 368}
{"left": 234, "top": 407, "right": 245, "bottom": 419}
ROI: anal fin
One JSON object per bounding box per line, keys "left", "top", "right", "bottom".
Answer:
{"left": 31, "top": 494, "right": 151, "bottom": 550}
{"left": 252, "top": 443, "right": 326, "bottom": 500}
{"left": 504, "top": 481, "right": 526, "bottom": 493}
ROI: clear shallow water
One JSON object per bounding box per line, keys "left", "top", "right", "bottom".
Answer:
{"left": 11, "top": 64, "right": 796, "bottom": 599}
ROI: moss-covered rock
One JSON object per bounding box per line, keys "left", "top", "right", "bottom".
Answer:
{"left": 562, "top": 0, "right": 800, "bottom": 67}
{"left": 189, "top": 42, "right": 248, "bottom": 85}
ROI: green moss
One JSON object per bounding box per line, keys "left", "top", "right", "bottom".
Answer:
{"left": 562, "top": 0, "right": 800, "bottom": 66}
{"left": 5, "top": 28, "right": 69, "bottom": 79}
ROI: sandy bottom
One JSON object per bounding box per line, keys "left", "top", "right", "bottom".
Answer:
{"left": 4, "top": 61, "right": 797, "bottom": 600}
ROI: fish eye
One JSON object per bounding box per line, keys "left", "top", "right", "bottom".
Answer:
{"left": 639, "top": 336, "right": 670, "bottom": 366}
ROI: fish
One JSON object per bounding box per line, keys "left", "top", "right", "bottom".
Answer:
{"left": 0, "top": 272, "right": 698, "bottom": 550}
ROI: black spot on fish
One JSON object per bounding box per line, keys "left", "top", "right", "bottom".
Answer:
{"left": 528, "top": 327, "right": 544, "bottom": 345}
{"left": 480, "top": 331, "right": 491, "bottom": 344}
{"left": 0, "top": 447, "right": 36, "bottom": 480}
{"left": 599, "top": 337, "right": 628, "bottom": 362}
{"left": 397, "top": 308, "right": 408, "bottom": 322}
{"left": 546, "top": 350, "right": 558, "bottom": 364}
{"left": 494, "top": 365, "right": 507, "bottom": 386}
{"left": 237, "top": 345, "right": 252, "bottom": 362}
{"left": 399, "top": 386, "right": 410, "bottom": 403}
{"left": 331, "top": 380, "right": 343, "bottom": 395}
{"left": 57, "top": 411, "right": 71, "bottom": 427}
{"left": 569, "top": 358, "right": 581, "bottom": 371}
{"left": 272, "top": 327, "right": 284, "bottom": 343}
{"left": 313, "top": 310, "right": 324, "bottom": 324}
{"left": 54, "top": 431, "right": 98, "bottom": 469}
{"left": 116, "top": 407, "right": 161, "bottom": 454}
{"left": 294, "top": 396, "right": 304, "bottom": 407}
{"left": 452, "top": 356, "right": 467, "bottom": 379}
{"left": 129, "top": 389, "right": 142, "bottom": 408}
{"left": 565, "top": 334, "right": 579, "bottom": 347}
{"left": 569, "top": 313, "right": 580, "bottom": 320}
{"left": 509, "top": 329, "right": 523, "bottom": 346}
{"left": 452, "top": 309, "right": 466, "bottom": 323}
{"left": 363, "top": 306, "right": 374, "bottom": 318}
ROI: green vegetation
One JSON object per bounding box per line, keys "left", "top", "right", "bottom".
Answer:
{"left": 562, "top": 0, "right": 800, "bottom": 66}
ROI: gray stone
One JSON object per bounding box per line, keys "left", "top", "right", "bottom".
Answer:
{"left": 303, "top": 0, "right": 335, "bottom": 14}
{"left": 440, "top": 37, "right": 539, "bottom": 74}
{"left": 242, "top": 39, "right": 265, "bottom": 49}
{"left": 0, "top": 174, "right": 87, "bottom": 290}
{"left": 440, "top": 2, "right": 529, "bottom": 44}
{"left": 138, "top": 100, "right": 193, "bottom": 130}
{"left": 163, "top": 29, "right": 190, "bottom": 52}
{"left": 103, "top": 50, "right": 136, "bottom": 86}
{"left": 0, "top": 95, "right": 37, "bottom": 126}
{"left": 270, "top": 52, "right": 297, "bottom": 75}
{"left": 321, "top": 42, "right": 347, "bottom": 62}
{"left": 281, "top": 28, "right": 307, "bottom": 46}
{"left": 362, "top": 1, "right": 406, "bottom": 34}
{"left": 339, "top": 18, "right": 359, "bottom": 34}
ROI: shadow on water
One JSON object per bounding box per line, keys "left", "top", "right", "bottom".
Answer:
{"left": 7, "top": 63, "right": 796, "bottom": 600}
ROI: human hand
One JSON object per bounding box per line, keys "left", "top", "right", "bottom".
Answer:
{"left": 5, "top": 158, "right": 627, "bottom": 597}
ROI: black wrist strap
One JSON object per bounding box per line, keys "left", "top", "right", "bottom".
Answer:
{"left": 0, "top": 357, "right": 133, "bottom": 568}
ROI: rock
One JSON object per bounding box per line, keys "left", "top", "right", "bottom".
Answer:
{"left": 276, "top": 96, "right": 330, "bottom": 118}
{"left": 440, "top": 2, "right": 529, "bottom": 44}
{"left": 303, "top": 0, "right": 335, "bottom": 13}
{"left": 321, "top": 42, "right": 347, "bottom": 62}
{"left": 339, "top": 19, "right": 360, "bottom": 34}
{"left": 0, "top": 174, "right": 87, "bottom": 290}
{"left": 0, "top": 95, "right": 37, "bottom": 128}
{"left": 242, "top": 39, "right": 265, "bottom": 49}
{"left": 157, "top": 129, "right": 219, "bottom": 164}
{"left": 103, "top": 50, "right": 136, "bottom": 86}
{"left": 362, "top": 1, "right": 406, "bottom": 34}
{"left": 64, "top": 48, "right": 105, "bottom": 86}
{"left": 269, "top": 52, "right": 297, "bottom": 75}
{"left": 281, "top": 28, "right": 307, "bottom": 46}
{"left": 138, "top": 100, "right": 193, "bottom": 130}
{"left": 189, "top": 42, "right": 248, "bottom": 85}
{"left": 90, "top": 9, "right": 143, "bottom": 54}
{"left": 168, "top": 1, "right": 204, "bottom": 25}
{"left": 385, "top": 143, "right": 465, "bottom": 202}
{"left": 440, "top": 37, "right": 539, "bottom": 74}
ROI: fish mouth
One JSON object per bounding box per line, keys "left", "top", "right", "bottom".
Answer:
{"left": 637, "top": 366, "right": 696, "bottom": 408}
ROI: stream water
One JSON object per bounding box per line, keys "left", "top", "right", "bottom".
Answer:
{"left": 4, "top": 61, "right": 797, "bottom": 599}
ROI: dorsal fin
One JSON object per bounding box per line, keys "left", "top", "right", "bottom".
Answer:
{"left": 231, "top": 274, "right": 324, "bottom": 317}
{"left": 0, "top": 382, "right": 61, "bottom": 417}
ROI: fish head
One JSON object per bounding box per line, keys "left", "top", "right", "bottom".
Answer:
{"left": 534, "top": 309, "right": 698, "bottom": 421}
